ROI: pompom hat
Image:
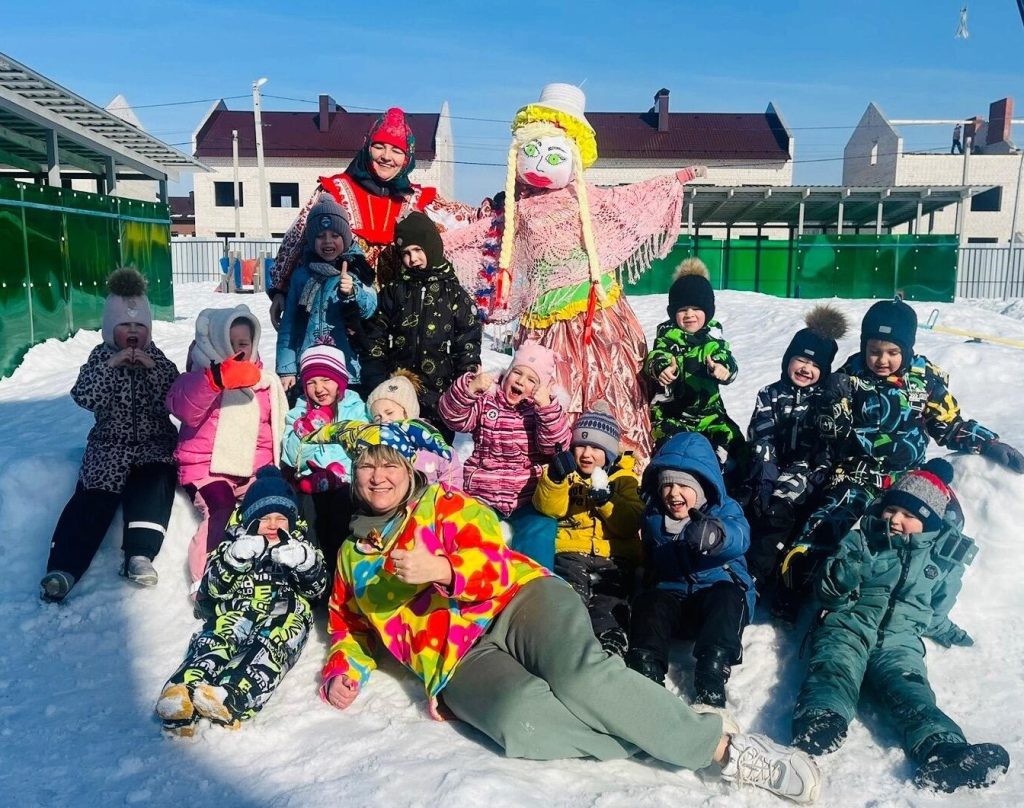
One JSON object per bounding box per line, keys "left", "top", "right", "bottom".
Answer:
{"left": 367, "top": 373, "right": 421, "bottom": 419}
{"left": 240, "top": 466, "right": 299, "bottom": 531}
{"left": 667, "top": 258, "right": 715, "bottom": 322}
{"left": 783, "top": 304, "right": 849, "bottom": 379}
{"left": 306, "top": 195, "right": 353, "bottom": 253}
{"left": 882, "top": 458, "right": 954, "bottom": 532}
{"left": 300, "top": 345, "right": 349, "bottom": 393}
{"left": 102, "top": 268, "right": 153, "bottom": 349}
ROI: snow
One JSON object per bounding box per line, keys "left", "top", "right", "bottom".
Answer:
{"left": 2, "top": 283, "right": 1022, "bottom": 807}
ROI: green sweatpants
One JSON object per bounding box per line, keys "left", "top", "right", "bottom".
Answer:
{"left": 441, "top": 577, "right": 723, "bottom": 768}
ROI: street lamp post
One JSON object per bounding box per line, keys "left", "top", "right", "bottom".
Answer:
{"left": 252, "top": 77, "right": 270, "bottom": 238}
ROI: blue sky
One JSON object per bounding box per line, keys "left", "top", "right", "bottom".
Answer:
{"left": 4, "top": 0, "right": 1023, "bottom": 203}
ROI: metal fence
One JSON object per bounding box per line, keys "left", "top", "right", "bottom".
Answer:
{"left": 956, "top": 244, "right": 1024, "bottom": 299}
{"left": 172, "top": 237, "right": 282, "bottom": 283}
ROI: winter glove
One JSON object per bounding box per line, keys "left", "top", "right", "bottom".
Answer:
{"left": 271, "top": 540, "right": 315, "bottom": 571}
{"left": 981, "top": 440, "right": 1024, "bottom": 474}
{"left": 826, "top": 545, "right": 863, "bottom": 596}
{"left": 773, "top": 465, "right": 810, "bottom": 504}
{"left": 929, "top": 622, "right": 974, "bottom": 648}
{"left": 227, "top": 533, "right": 267, "bottom": 564}
{"left": 294, "top": 406, "right": 335, "bottom": 438}
{"left": 684, "top": 508, "right": 725, "bottom": 555}
{"left": 206, "top": 353, "right": 262, "bottom": 391}
{"left": 547, "top": 447, "right": 577, "bottom": 484}
{"left": 296, "top": 460, "right": 348, "bottom": 494}
{"left": 587, "top": 467, "right": 612, "bottom": 506}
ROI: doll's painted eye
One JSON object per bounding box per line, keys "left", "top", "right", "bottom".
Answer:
{"left": 523, "top": 142, "right": 539, "bottom": 158}
{"left": 545, "top": 153, "right": 565, "bottom": 166}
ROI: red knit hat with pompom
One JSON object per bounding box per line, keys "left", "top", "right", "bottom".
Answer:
{"left": 368, "top": 108, "right": 414, "bottom": 155}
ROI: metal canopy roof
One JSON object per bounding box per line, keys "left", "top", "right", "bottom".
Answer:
{"left": 681, "top": 185, "right": 990, "bottom": 229}
{"left": 0, "top": 51, "right": 206, "bottom": 182}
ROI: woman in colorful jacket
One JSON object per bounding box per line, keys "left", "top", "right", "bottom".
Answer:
{"left": 318, "top": 422, "right": 821, "bottom": 805}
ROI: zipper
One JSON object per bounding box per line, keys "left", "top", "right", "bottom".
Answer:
{"left": 131, "top": 365, "right": 139, "bottom": 444}
{"left": 877, "top": 541, "right": 910, "bottom": 642}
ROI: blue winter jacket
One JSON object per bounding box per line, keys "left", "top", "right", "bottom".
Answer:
{"left": 276, "top": 249, "right": 377, "bottom": 382}
{"left": 282, "top": 392, "right": 369, "bottom": 480}
{"left": 641, "top": 432, "right": 756, "bottom": 613}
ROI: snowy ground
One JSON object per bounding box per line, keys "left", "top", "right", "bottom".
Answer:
{"left": 1, "top": 283, "right": 1022, "bottom": 807}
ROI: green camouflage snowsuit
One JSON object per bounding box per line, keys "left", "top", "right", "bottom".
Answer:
{"left": 794, "top": 505, "right": 977, "bottom": 760}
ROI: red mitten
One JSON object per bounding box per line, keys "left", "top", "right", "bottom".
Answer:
{"left": 296, "top": 460, "right": 348, "bottom": 494}
{"left": 294, "top": 405, "right": 335, "bottom": 438}
{"left": 207, "top": 353, "right": 262, "bottom": 391}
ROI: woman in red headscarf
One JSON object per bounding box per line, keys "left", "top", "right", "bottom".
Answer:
{"left": 268, "top": 108, "right": 477, "bottom": 328}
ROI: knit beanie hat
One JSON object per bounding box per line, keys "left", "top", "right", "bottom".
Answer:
{"left": 190, "top": 304, "right": 261, "bottom": 368}
{"left": 367, "top": 107, "right": 416, "bottom": 155}
{"left": 658, "top": 468, "right": 707, "bottom": 510}
{"left": 102, "top": 268, "right": 153, "bottom": 349}
{"left": 240, "top": 466, "right": 299, "bottom": 530}
{"left": 861, "top": 297, "right": 917, "bottom": 371}
{"left": 367, "top": 372, "right": 421, "bottom": 419}
{"left": 882, "top": 458, "right": 954, "bottom": 533}
{"left": 306, "top": 195, "right": 354, "bottom": 253}
{"left": 510, "top": 340, "right": 556, "bottom": 386}
{"left": 299, "top": 345, "right": 349, "bottom": 393}
{"left": 667, "top": 258, "right": 715, "bottom": 322}
{"left": 571, "top": 402, "right": 621, "bottom": 467}
{"left": 395, "top": 211, "right": 445, "bottom": 268}
{"left": 783, "top": 304, "right": 849, "bottom": 379}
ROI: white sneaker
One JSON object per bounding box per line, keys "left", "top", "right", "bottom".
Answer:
{"left": 721, "top": 733, "right": 822, "bottom": 804}
{"left": 125, "top": 556, "right": 158, "bottom": 587}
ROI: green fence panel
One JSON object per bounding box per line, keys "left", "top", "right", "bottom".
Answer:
{"left": 0, "top": 178, "right": 173, "bottom": 378}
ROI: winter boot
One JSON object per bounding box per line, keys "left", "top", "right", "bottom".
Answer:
{"left": 155, "top": 682, "right": 194, "bottom": 723}
{"left": 913, "top": 741, "right": 1010, "bottom": 792}
{"left": 624, "top": 648, "right": 667, "bottom": 686}
{"left": 597, "top": 627, "right": 628, "bottom": 658}
{"left": 721, "top": 733, "right": 822, "bottom": 804}
{"left": 39, "top": 571, "right": 75, "bottom": 603}
{"left": 161, "top": 717, "right": 199, "bottom": 738}
{"left": 125, "top": 555, "right": 158, "bottom": 587}
{"left": 693, "top": 647, "right": 732, "bottom": 709}
{"left": 192, "top": 683, "right": 236, "bottom": 726}
{"left": 791, "top": 709, "right": 849, "bottom": 756}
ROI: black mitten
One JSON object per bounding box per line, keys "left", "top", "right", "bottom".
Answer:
{"left": 684, "top": 509, "right": 725, "bottom": 555}
{"left": 981, "top": 440, "right": 1024, "bottom": 474}
{"left": 547, "top": 447, "right": 577, "bottom": 484}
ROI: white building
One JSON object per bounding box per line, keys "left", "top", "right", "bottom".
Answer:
{"left": 191, "top": 96, "right": 454, "bottom": 238}
{"left": 843, "top": 99, "right": 1023, "bottom": 243}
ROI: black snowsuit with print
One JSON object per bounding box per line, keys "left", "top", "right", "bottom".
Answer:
{"left": 46, "top": 342, "right": 180, "bottom": 580}
{"left": 362, "top": 261, "right": 481, "bottom": 428}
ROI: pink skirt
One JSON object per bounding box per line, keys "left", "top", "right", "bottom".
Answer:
{"left": 515, "top": 296, "right": 652, "bottom": 470}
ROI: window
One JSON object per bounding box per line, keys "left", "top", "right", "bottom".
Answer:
{"left": 967, "top": 237, "right": 998, "bottom": 244}
{"left": 869, "top": 142, "right": 878, "bottom": 166}
{"left": 270, "top": 182, "right": 300, "bottom": 208}
{"left": 970, "top": 187, "right": 1001, "bottom": 212}
{"left": 216, "top": 231, "right": 244, "bottom": 238}
{"left": 214, "top": 181, "right": 242, "bottom": 207}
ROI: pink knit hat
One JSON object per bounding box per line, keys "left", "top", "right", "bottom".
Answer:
{"left": 510, "top": 340, "right": 556, "bottom": 385}
{"left": 300, "top": 345, "right": 349, "bottom": 394}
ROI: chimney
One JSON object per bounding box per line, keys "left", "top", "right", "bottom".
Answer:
{"left": 655, "top": 88, "right": 670, "bottom": 132}
{"left": 318, "top": 94, "right": 337, "bottom": 133}
{"left": 987, "top": 97, "right": 1014, "bottom": 145}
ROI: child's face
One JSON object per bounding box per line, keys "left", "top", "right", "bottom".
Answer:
{"left": 401, "top": 245, "right": 428, "bottom": 270}
{"left": 229, "top": 323, "right": 254, "bottom": 361}
{"left": 113, "top": 322, "right": 149, "bottom": 350}
{"left": 881, "top": 505, "right": 924, "bottom": 536}
{"left": 257, "top": 512, "right": 290, "bottom": 542}
{"left": 787, "top": 356, "right": 821, "bottom": 387}
{"left": 314, "top": 230, "right": 345, "bottom": 262}
{"left": 864, "top": 339, "right": 903, "bottom": 377}
{"left": 370, "top": 399, "right": 407, "bottom": 424}
{"left": 674, "top": 306, "right": 706, "bottom": 333}
{"left": 573, "top": 444, "right": 606, "bottom": 476}
{"left": 502, "top": 366, "right": 541, "bottom": 405}
{"left": 304, "top": 376, "right": 340, "bottom": 407}
{"left": 660, "top": 483, "right": 697, "bottom": 519}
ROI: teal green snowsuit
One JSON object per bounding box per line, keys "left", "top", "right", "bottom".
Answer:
{"left": 793, "top": 506, "right": 976, "bottom": 761}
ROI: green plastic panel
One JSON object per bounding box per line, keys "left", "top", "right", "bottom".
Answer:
{"left": 623, "top": 234, "right": 957, "bottom": 305}
{"left": 0, "top": 179, "right": 173, "bottom": 378}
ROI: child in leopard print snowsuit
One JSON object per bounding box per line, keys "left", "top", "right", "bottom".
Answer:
{"left": 40, "top": 269, "right": 179, "bottom": 603}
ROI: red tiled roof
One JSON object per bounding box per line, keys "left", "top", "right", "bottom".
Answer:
{"left": 588, "top": 111, "right": 790, "bottom": 162}
{"left": 194, "top": 108, "right": 439, "bottom": 160}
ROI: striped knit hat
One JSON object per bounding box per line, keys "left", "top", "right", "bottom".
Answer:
{"left": 883, "top": 459, "right": 954, "bottom": 532}
{"left": 240, "top": 466, "right": 299, "bottom": 530}
{"left": 571, "top": 403, "right": 620, "bottom": 467}
{"left": 300, "top": 345, "right": 349, "bottom": 394}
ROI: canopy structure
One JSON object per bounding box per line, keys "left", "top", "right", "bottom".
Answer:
{"left": 0, "top": 51, "right": 206, "bottom": 199}
{"left": 681, "top": 184, "right": 993, "bottom": 234}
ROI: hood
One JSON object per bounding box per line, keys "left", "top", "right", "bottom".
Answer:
{"left": 190, "top": 305, "right": 262, "bottom": 369}
{"left": 641, "top": 432, "right": 725, "bottom": 508}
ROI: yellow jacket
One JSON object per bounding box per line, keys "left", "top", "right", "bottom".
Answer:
{"left": 533, "top": 455, "right": 644, "bottom": 562}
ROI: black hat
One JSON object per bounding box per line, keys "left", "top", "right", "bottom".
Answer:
{"left": 395, "top": 211, "right": 445, "bottom": 268}
{"left": 240, "top": 466, "right": 299, "bottom": 530}
{"left": 882, "top": 459, "right": 954, "bottom": 533}
{"left": 667, "top": 258, "right": 715, "bottom": 322}
{"left": 861, "top": 297, "right": 917, "bottom": 372}
{"left": 782, "top": 304, "right": 849, "bottom": 379}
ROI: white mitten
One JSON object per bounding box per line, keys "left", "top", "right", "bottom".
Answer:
{"left": 271, "top": 542, "right": 313, "bottom": 571}
{"left": 228, "top": 534, "right": 266, "bottom": 563}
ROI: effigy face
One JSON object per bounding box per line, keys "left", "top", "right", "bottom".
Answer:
{"left": 516, "top": 134, "right": 574, "bottom": 190}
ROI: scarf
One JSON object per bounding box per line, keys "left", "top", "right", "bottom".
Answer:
{"left": 299, "top": 260, "right": 342, "bottom": 313}
{"left": 209, "top": 371, "right": 287, "bottom": 478}
{"left": 345, "top": 151, "right": 415, "bottom": 198}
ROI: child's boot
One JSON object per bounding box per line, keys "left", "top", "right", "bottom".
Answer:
{"left": 125, "top": 555, "right": 158, "bottom": 587}
{"left": 791, "top": 710, "right": 849, "bottom": 756}
{"left": 597, "top": 627, "right": 628, "bottom": 658}
{"left": 624, "top": 648, "right": 667, "bottom": 686}
{"left": 721, "top": 733, "right": 822, "bottom": 804}
{"left": 693, "top": 647, "right": 732, "bottom": 708}
{"left": 39, "top": 571, "right": 75, "bottom": 603}
{"left": 155, "top": 682, "right": 194, "bottom": 723}
{"left": 192, "top": 682, "right": 238, "bottom": 727}
{"left": 913, "top": 741, "right": 1009, "bottom": 792}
